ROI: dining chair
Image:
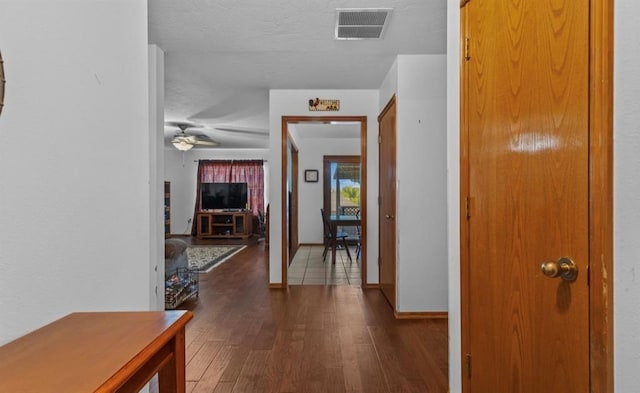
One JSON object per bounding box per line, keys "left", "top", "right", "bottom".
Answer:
{"left": 320, "top": 208, "right": 352, "bottom": 263}
{"left": 354, "top": 209, "right": 362, "bottom": 260}
{"left": 340, "top": 206, "right": 360, "bottom": 216}
{"left": 339, "top": 206, "right": 361, "bottom": 260}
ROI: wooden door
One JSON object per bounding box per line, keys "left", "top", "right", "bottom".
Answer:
{"left": 290, "top": 147, "right": 299, "bottom": 262}
{"left": 378, "top": 96, "right": 397, "bottom": 310}
{"left": 461, "top": 0, "right": 590, "bottom": 391}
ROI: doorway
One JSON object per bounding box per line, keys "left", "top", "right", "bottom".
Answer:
{"left": 281, "top": 116, "right": 368, "bottom": 287}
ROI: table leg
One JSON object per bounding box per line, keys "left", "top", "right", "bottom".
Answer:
{"left": 159, "top": 327, "right": 186, "bottom": 393}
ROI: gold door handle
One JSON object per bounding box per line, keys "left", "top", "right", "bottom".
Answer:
{"left": 385, "top": 214, "right": 395, "bottom": 220}
{"left": 540, "top": 257, "right": 578, "bottom": 282}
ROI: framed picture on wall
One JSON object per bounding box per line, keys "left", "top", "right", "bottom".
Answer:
{"left": 304, "top": 169, "right": 319, "bottom": 182}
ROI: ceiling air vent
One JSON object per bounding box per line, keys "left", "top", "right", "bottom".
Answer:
{"left": 335, "top": 8, "right": 393, "bottom": 40}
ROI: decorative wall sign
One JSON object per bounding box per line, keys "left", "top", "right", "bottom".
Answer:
{"left": 308, "top": 98, "right": 339, "bottom": 111}
{"left": 304, "top": 169, "right": 319, "bottom": 182}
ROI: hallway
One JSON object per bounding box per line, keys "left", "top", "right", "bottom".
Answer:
{"left": 177, "top": 242, "right": 448, "bottom": 392}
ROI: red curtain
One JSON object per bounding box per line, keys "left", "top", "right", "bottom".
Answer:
{"left": 199, "top": 160, "right": 233, "bottom": 183}
{"left": 191, "top": 160, "right": 265, "bottom": 234}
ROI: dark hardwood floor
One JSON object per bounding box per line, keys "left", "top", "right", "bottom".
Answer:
{"left": 174, "top": 238, "right": 448, "bottom": 392}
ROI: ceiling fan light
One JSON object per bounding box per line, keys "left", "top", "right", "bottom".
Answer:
{"left": 173, "top": 140, "right": 194, "bottom": 151}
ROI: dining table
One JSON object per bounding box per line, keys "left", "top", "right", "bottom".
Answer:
{"left": 328, "top": 213, "right": 361, "bottom": 265}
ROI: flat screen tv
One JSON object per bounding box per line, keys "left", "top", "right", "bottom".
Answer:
{"left": 201, "top": 182, "right": 248, "bottom": 211}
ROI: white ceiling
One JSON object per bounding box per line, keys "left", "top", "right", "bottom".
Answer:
{"left": 148, "top": 0, "right": 447, "bottom": 149}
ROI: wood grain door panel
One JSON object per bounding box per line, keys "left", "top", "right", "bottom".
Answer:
{"left": 462, "top": 0, "right": 590, "bottom": 391}
{"left": 378, "top": 96, "right": 397, "bottom": 310}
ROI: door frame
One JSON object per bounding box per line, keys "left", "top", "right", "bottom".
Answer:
{"left": 281, "top": 115, "right": 368, "bottom": 287}
{"left": 289, "top": 140, "right": 299, "bottom": 264}
{"left": 378, "top": 95, "right": 398, "bottom": 311}
{"left": 459, "top": 0, "right": 614, "bottom": 391}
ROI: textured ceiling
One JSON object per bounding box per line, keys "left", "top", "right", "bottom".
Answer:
{"left": 149, "top": 0, "right": 447, "bottom": 149}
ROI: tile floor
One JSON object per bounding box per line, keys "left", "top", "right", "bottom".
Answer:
{"left": 288, "top": 244, "right": 361, "bottom": 286}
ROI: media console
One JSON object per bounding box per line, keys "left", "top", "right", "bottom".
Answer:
{"left": 196, "top": 211, "right": 253, "bottom": 239}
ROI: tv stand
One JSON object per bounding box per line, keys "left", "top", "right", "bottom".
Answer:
{"left": 196, "top": 211, "right": 253, "bottom": 240}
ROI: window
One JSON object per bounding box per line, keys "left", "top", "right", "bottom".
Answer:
{"left": 323, "top": 156, "right": 361, "bottom": 215}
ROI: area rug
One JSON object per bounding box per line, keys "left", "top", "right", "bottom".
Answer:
{"left": 187, "top": 245, "right": 246, "bottom": 273}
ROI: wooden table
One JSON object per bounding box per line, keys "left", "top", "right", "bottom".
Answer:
{"left": 0, "top": 310, "right": 193, "bottom": 393}
{"left": 328, "top": 214, "right": 361, "bottom": 265}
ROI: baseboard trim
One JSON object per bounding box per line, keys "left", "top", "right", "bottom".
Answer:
{"left": 268, "top": 283, "right": 285, "bottom": 289}
{"left": 298, "top": 242, "right": 325, "bottom": 246}
{"left": 394, "top": 311, "right": 448, "bottom": 320}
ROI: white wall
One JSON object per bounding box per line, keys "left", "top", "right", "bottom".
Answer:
{"left": 149, "top": 45, "right": 165, "bottom": 311}
{"left": 378, "top": 56, "right": 448, "bottom": 313}
{"left": 379, "top": 59, "right": 398, "bottom": 108}
{"left": 396, "top": 55, "right": 448, "bottom": 312}
{"left": 447, "top": 2, "right": 640, "bottom": 391}
{"left": 297, "top": 136, "right": 360, "bottom": 244}
{"left": 0, "top": 0, "right": 151, "bottom": 343}
{"left": 269, "top": 90, "right": 379, "bottom": 284}
{"left": 164, "top": 148, "right": 270, "bottom": 235}
{"left": 446, "top": 2, "right": 463, "bottom": 390}
{"left": 614, "top": 1, "right": 640, "bottom": 391}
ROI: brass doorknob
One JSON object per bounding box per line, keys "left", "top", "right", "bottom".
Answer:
{"left": 385, "top": 214, "right": 395, "bottom": 220}
{"left": 541, "top": 257, "right": 578, "bottom": 282}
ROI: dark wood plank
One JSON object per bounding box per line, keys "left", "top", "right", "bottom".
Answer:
{"left": 325, "top": 367, "right": 348, "bottom": 393}
{"left": 252, "top": 320, "right": 278, "bottom": 351}
{"left": 186, "top": 340, "right": 223, "bottom": 381}
{"left": 356, "top": 344, "right": 389, "bottom": 393}
{"left": 368, "top": 325, "right": 429, "bottom": 393}
{"left": 297, "top": 329, "right": 326, "bottom": 392}
{"left": 185, "top": 380, "right": 197, "bottom": 393}
{"left": 173, "top": 240, "right": 448, "bottom": 392}
{"left": 191, "top": 345, "right": 234, "bottom": 393}
{"left": 323, "top": 311, "right": 342, "bottom": 368}
{"left": 231, "top": 349, "right": 271, "bottom": 392}
{"left": 212, "top": 381, "right": 236, "bottom": 393}
{"left": 338, "top": 325, "right": 363, "bottom": 392}
{"left": 218, "top": 335, "right": 257, "bottom": 383}
{"left": 273, "top": 328, "right": 306, "bottom": 392}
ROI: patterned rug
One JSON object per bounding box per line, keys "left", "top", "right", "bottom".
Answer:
{"left": 186, "top": 245, "right": 246, "bottom": 273}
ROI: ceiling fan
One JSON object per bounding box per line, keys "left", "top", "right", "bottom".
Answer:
{"left": 166, "top": 121, "right": 219, "bottom": 151}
